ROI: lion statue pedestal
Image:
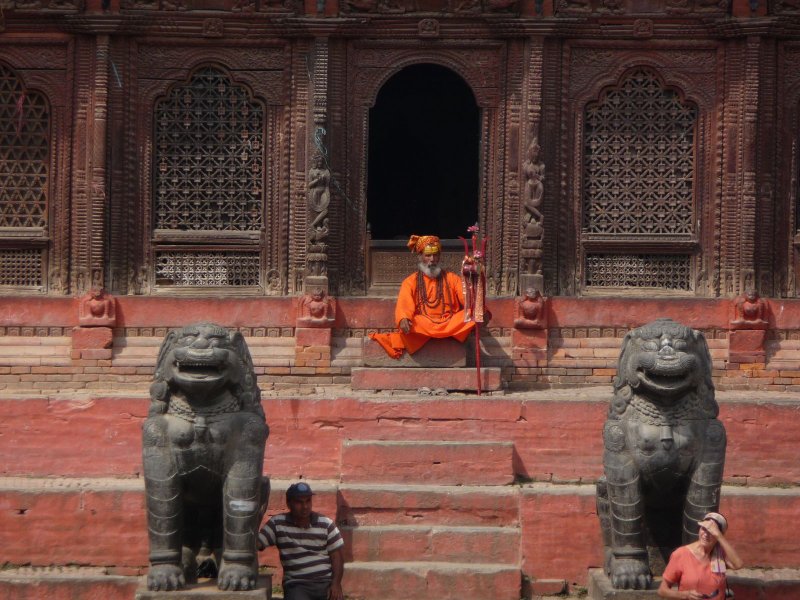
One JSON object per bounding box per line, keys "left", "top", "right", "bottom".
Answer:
{"left": 596, "top": 318, "right": 726, "bottom": 590}
{"left": 142, "top": 323, "right": 270, "bottom": 592}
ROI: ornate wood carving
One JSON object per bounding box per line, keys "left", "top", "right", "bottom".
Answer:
{"left": 562, "top": 42, "right": 719, "bottom": 296}
{"left": 519, "top": 36, "right": 546, "bottom": 294}
{"left": 128, "top": 41, "right": 290, "bottom": 294}
{"left": 779, "top": 43, "right": 800, "bottom": 296}
{"left": 0, "top": 40, "right": 72, "bottom": 295}
{"left": 119, "top": 0, "right": 297, "bottom": 12}
{"left": 555, "top": 0, "right": 727, "bottom": 16}
{"left": 306, "top": 38, "right": 330, "bottom": 291}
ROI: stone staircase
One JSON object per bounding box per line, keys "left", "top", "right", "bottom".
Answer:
{"left": 337, "top": 439, "right": 522, "bottom": 600}
{"left": 2, "top": 389, "right": 800, "bottom": 599}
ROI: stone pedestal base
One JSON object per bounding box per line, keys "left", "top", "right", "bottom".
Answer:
{"left": 587, "top": 569, "right": 659, "bottom": 599}
{"left": 135, "top": 576, "right": 272, "bottom": 600}
{"left": 351, "top": 367, "right": 501, "bottom": 391}
{"left": 362, "top": 337, "right": 467, "bottom": 367}
{"left": 728, "top": 329, "right": 767, "bottom": 366}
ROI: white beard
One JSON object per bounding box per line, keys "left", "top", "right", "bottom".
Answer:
{"left": 418, "top": 262, "right": 442, "bottom": 278}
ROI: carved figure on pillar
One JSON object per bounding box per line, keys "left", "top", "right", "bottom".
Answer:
{"left": 596, "top": 319, "right": 725, "bottom": 590}
{"left": 142, "top": 323, "right": 269, "bottom": 592}
{"left": 307, "top": 152, "right": 330, "bottom": 279}
{"left": 78, "top": 287, "right": 117, "bottom": 327}
{"left": 514, "top": 287, "right": 546, "bottom": 329}
{"left": 731, "top": 289, "right": 768, "bottom": 329}
{"left": 520, "top": 137, "right": 545, "bottom": 290}
{"left": 297, "top": 288, "right": 336, "bottom": 327}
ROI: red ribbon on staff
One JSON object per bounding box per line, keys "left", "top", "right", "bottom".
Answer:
{"left": 460, "top": 225, "right": 488, "bottom": 396}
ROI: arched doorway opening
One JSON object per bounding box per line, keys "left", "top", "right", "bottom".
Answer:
{"left": 366, "top": 63, "right": 480, "bottom": 292}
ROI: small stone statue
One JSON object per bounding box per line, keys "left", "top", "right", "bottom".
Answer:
{"left": 514, "top": 287, "right": 547, "bottom": 329}
{"left": 731, "top": 289, "right": 768, "bottom": 329}
{"left": 143, "top": 323, "right": 269, "bottom": 591}
{"left": 596, "top": 319, "right": 725, "bottom": 590}
{"left": 78, "top": 287, "right": 116, "bottom": 327}
{"left": 297, "top": 288, "right": 336, "bottom": 327}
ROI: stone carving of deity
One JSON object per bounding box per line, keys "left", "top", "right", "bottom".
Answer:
{"left": 731, "top": 289, "right": 768, "bottom": 329}
{"left": 514, "top": 287, "right": 547, "bottom": 329}
{"left": 78, "top": 287, "right": 117, "bottom": 327}
{"left": 297, "top": 288, "right": 336, "bottom": 327}
{"left": 521, "top": 138, "right": 545, "bottom": 275}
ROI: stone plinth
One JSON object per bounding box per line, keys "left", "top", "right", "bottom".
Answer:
{"left": 362, "top": 337, "right": 467, "bottom": 367}
{"left": 587, "top": 569, "right": 659, "bottom": 599}
{"left": 728, "top": 329, "right": 767, "bottom": 360}
{"left": 135, "top": 576, "right": 272, "bottom": 600}
{"left": 350, "top": 367, "right": 501, "bottom": 391}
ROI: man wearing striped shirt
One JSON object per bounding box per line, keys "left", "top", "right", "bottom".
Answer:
{"left": 258, "top": 482, "right": 344, "bottom": 600}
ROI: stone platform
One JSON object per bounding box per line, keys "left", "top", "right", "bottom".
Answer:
{"left": 135, "top": 575, "right": 273, "bottom": 599}
{"left": 362, "top": 337, "right": 467, "bottom": 367}
{"left": 587, "top": 569, "right": 660, "bottom": 599}
{"left": 351, "top": 367, "right": 502, "bottom": 391}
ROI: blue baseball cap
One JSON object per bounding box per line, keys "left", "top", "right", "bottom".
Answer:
{"left": 286, "top": 482, "right": 314, "bottom": 498}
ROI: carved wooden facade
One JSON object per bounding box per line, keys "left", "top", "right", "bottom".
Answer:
{"left": 1, "top": 2, "right": 799, "bottom": 300}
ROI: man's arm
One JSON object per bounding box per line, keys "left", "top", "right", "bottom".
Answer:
{"left": 327, "top": 547, "right": 344, "bottom": 600}
{"left": 395, "top": 275, "right": 417, "bottom": 330}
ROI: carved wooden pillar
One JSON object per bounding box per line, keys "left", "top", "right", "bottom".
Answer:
{"left": 519, "top": 37, "right": 545, "bottom": 296}
{"left": 71, "top": 35, "right": 109, "bottom": 295}
{"left": 305, "top": 37, "right": 330, "bottom": 295}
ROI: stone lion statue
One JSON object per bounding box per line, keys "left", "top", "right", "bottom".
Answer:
{"left": 596, "top": 318, "right": 726, "bottom": 589}
{"left": 143, "top": 323, "right": 270, "bottom": 591}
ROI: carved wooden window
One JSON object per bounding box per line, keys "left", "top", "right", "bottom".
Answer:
{"left": 0, "top": 64, "right": 50, "bottom": 292}
{"left": 153, "top": 67, "right": 265, "bottom": 289}
{"left": 581, "top": 69, "right": 698, "bottom": 293}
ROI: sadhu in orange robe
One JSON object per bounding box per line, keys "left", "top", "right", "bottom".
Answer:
{"left": 370, "top": 269, "right": 476, "bottom": 358}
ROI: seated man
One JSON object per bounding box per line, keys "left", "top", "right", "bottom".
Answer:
{"left": 370, "top": 234, "right": 478, "bottom": 359}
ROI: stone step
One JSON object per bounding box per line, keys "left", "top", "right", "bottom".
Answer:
{"left": 343, "top": 561, "right": 521, "bottom": 600}
{"left": 586, "top": 567, "right": 800, "bottom": 600}
{"left": 2, "top": 393, "right": 800, "bottom": 487}
{"left": 0, "top": 567, "right": 274, "bottom": 600}
{"left": 341, "top": 440, "right": 515, "bottom": 485}
{"left": 340, "top": 524, "right": 520, "bottom": 564}
{"left": 0, "top": 477, "right": 338, "bottom": 568}
{"left": 350, "top": 367, "right": 502, "bottom": 391}
{"left": 0, "top": 566, "right": 140, "bottom": 600}
{"left": 337, "top": 483, "right": 520, "bottom": 528}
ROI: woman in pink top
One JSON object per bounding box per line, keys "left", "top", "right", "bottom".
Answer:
{"left": 658, "top": 512, "right": 744, "bottom": 600}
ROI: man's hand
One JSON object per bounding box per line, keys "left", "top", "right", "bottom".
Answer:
{"left": 327, "top": 581, "right": 344, "bottom": 600}
{"left": 399, "top": 318, "right": 412, "bottom": 334}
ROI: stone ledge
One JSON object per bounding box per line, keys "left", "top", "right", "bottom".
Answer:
{"left": 362, "top": 337, "right": 467, "bottom": 368}
{"left": 135, "top": 576, "right": 272, "bottom": 599}
{"left": 351, "top": 367, "right": 501, "bottom": 391}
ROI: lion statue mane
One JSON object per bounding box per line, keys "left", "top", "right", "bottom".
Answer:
{"left": 596, "top": 318, "right": 726, "bottom": 589}
{"left": 142, "top": 322, "right": 270, "bottom": 591}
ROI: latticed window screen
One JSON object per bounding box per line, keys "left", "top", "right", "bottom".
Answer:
{"left": 153, "top": 67, "right": 264, "bottom": 288}
{"left": 582, "top": 69, "right": 698, "bottom": 291}
{"left": 0, "top": 63, "right": 50, "bottom": 289}
{"left": 155, "top": 250, "right": 261, "bottom": 287}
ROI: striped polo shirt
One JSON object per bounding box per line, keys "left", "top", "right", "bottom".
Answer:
{"left": 259, "top": 512, "right": 344, "bottom": 584}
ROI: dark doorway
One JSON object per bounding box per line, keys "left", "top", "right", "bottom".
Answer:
{"left": 367, "top": 64, "right": 480, "bottom": 240}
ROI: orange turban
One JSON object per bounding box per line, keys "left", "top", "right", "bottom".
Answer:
{"left": 407, "top": 235, "right": 441, "bottom": 255}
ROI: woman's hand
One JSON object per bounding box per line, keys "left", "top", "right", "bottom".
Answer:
{"left": 698, "top": 519, "right": 722, "bottom": 539}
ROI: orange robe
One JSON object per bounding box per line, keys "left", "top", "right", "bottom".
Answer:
{"left": 370, "top": 270, "right": 476, "bottom": 358}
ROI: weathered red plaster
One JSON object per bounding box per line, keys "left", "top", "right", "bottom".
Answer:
{"left": 295, "top": 327, "right": 332, "bottom": 347}
{"left": 71, "top": 326, "right": 113, "bottom": 350}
